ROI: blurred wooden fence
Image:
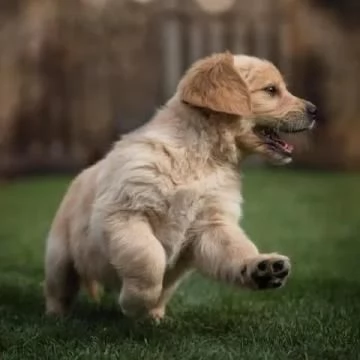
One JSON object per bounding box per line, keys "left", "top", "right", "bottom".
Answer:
{"left": 0, "top": 0, "right": 360, "bottom": 176}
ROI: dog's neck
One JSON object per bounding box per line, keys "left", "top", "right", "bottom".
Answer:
{"left": 163, "top": 95, "right": 244, "bottom": 167}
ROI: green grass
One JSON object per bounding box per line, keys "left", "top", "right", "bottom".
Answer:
{"left": 1, "top": 169, "right": 360, "bottom": 359}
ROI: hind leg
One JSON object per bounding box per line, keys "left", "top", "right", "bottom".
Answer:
{"left": 44, "top": 235, "right": 80, "bottom": 316}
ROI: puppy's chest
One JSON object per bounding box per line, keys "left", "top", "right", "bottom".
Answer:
{"left": 191, "top": 170, "right": 243, "bottom": 220}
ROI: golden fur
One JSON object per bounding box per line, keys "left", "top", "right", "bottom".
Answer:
{"left": 44, "top": 52, "right": 315, "bottom": 321}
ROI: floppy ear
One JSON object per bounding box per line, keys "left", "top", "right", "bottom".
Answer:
{"left": 178, "top": 52, "right": 251, "bottom": 117}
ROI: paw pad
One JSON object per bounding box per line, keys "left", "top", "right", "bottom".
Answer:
{"left": 247, "top": 256, "right": 291, "bottom": 290}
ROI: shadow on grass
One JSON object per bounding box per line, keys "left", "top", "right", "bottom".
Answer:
{"left": 0, "top": 278, "right": 360, "bottom": 360}
{"left": 1, "top": 277, "right": 360, "bottom": 340}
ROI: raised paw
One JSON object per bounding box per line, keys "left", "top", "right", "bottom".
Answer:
{"left": 241, "top": 254, "right": 291, "bottom": 290}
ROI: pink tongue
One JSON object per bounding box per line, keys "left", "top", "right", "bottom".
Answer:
{"left": 282, "top": 143, "right": 294, "bottom": 152}
{"left": 276, "top": 139, "right": 293, "bottom": 152}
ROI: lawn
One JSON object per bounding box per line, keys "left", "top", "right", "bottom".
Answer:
{"left": 0, "top": 169, "right": 359, "bottom": 359}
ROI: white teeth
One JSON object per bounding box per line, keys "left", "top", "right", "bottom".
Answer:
{"left": 309, "top": 120, "right": 316, "bottom": 130}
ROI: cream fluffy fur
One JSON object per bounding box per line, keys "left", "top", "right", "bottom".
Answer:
{"left": 44, "top": 52, "right": 315, "bottom": 321}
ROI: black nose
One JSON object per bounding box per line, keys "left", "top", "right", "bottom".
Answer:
{"left": 306, "top": 102, "right": 317, "bottom": 117}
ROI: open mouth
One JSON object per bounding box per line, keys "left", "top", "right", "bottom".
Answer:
{"left": 254, "top": 123, "right": 313, "bottom": 157}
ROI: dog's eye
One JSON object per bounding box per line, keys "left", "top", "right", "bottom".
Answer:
{"left": 263, "top": 86, "right": 278, "bottom": 96}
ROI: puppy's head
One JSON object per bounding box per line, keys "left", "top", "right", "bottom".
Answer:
{"left": 178, "top": 52, "right": 316, "bottom": 164}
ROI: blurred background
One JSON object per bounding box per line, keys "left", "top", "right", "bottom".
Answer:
{"left": 1, "top": 2, "right": 360, "bottom": 357}
{"left": 0, "top": 0, "right": 360, "bottom": 178}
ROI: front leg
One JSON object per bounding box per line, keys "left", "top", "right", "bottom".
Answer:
{"left": 106, "top": 213, "right": 166, "bottom": 318}
{"left": 147, "top": 257, "right": 192, "bottom": 322}
{"left": 192, "top": 224, "right": 291, "bottom": 290}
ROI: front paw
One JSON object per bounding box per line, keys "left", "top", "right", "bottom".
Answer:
{"left": 147, "top": 306, "right": 166, "bottom": 324}
{"left": 241, "top": 253, "right": 291, "bottom": 290}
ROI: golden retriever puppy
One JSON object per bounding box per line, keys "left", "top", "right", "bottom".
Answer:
{"left": 44, "top": 52, "right": 316, "bottom": 321}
